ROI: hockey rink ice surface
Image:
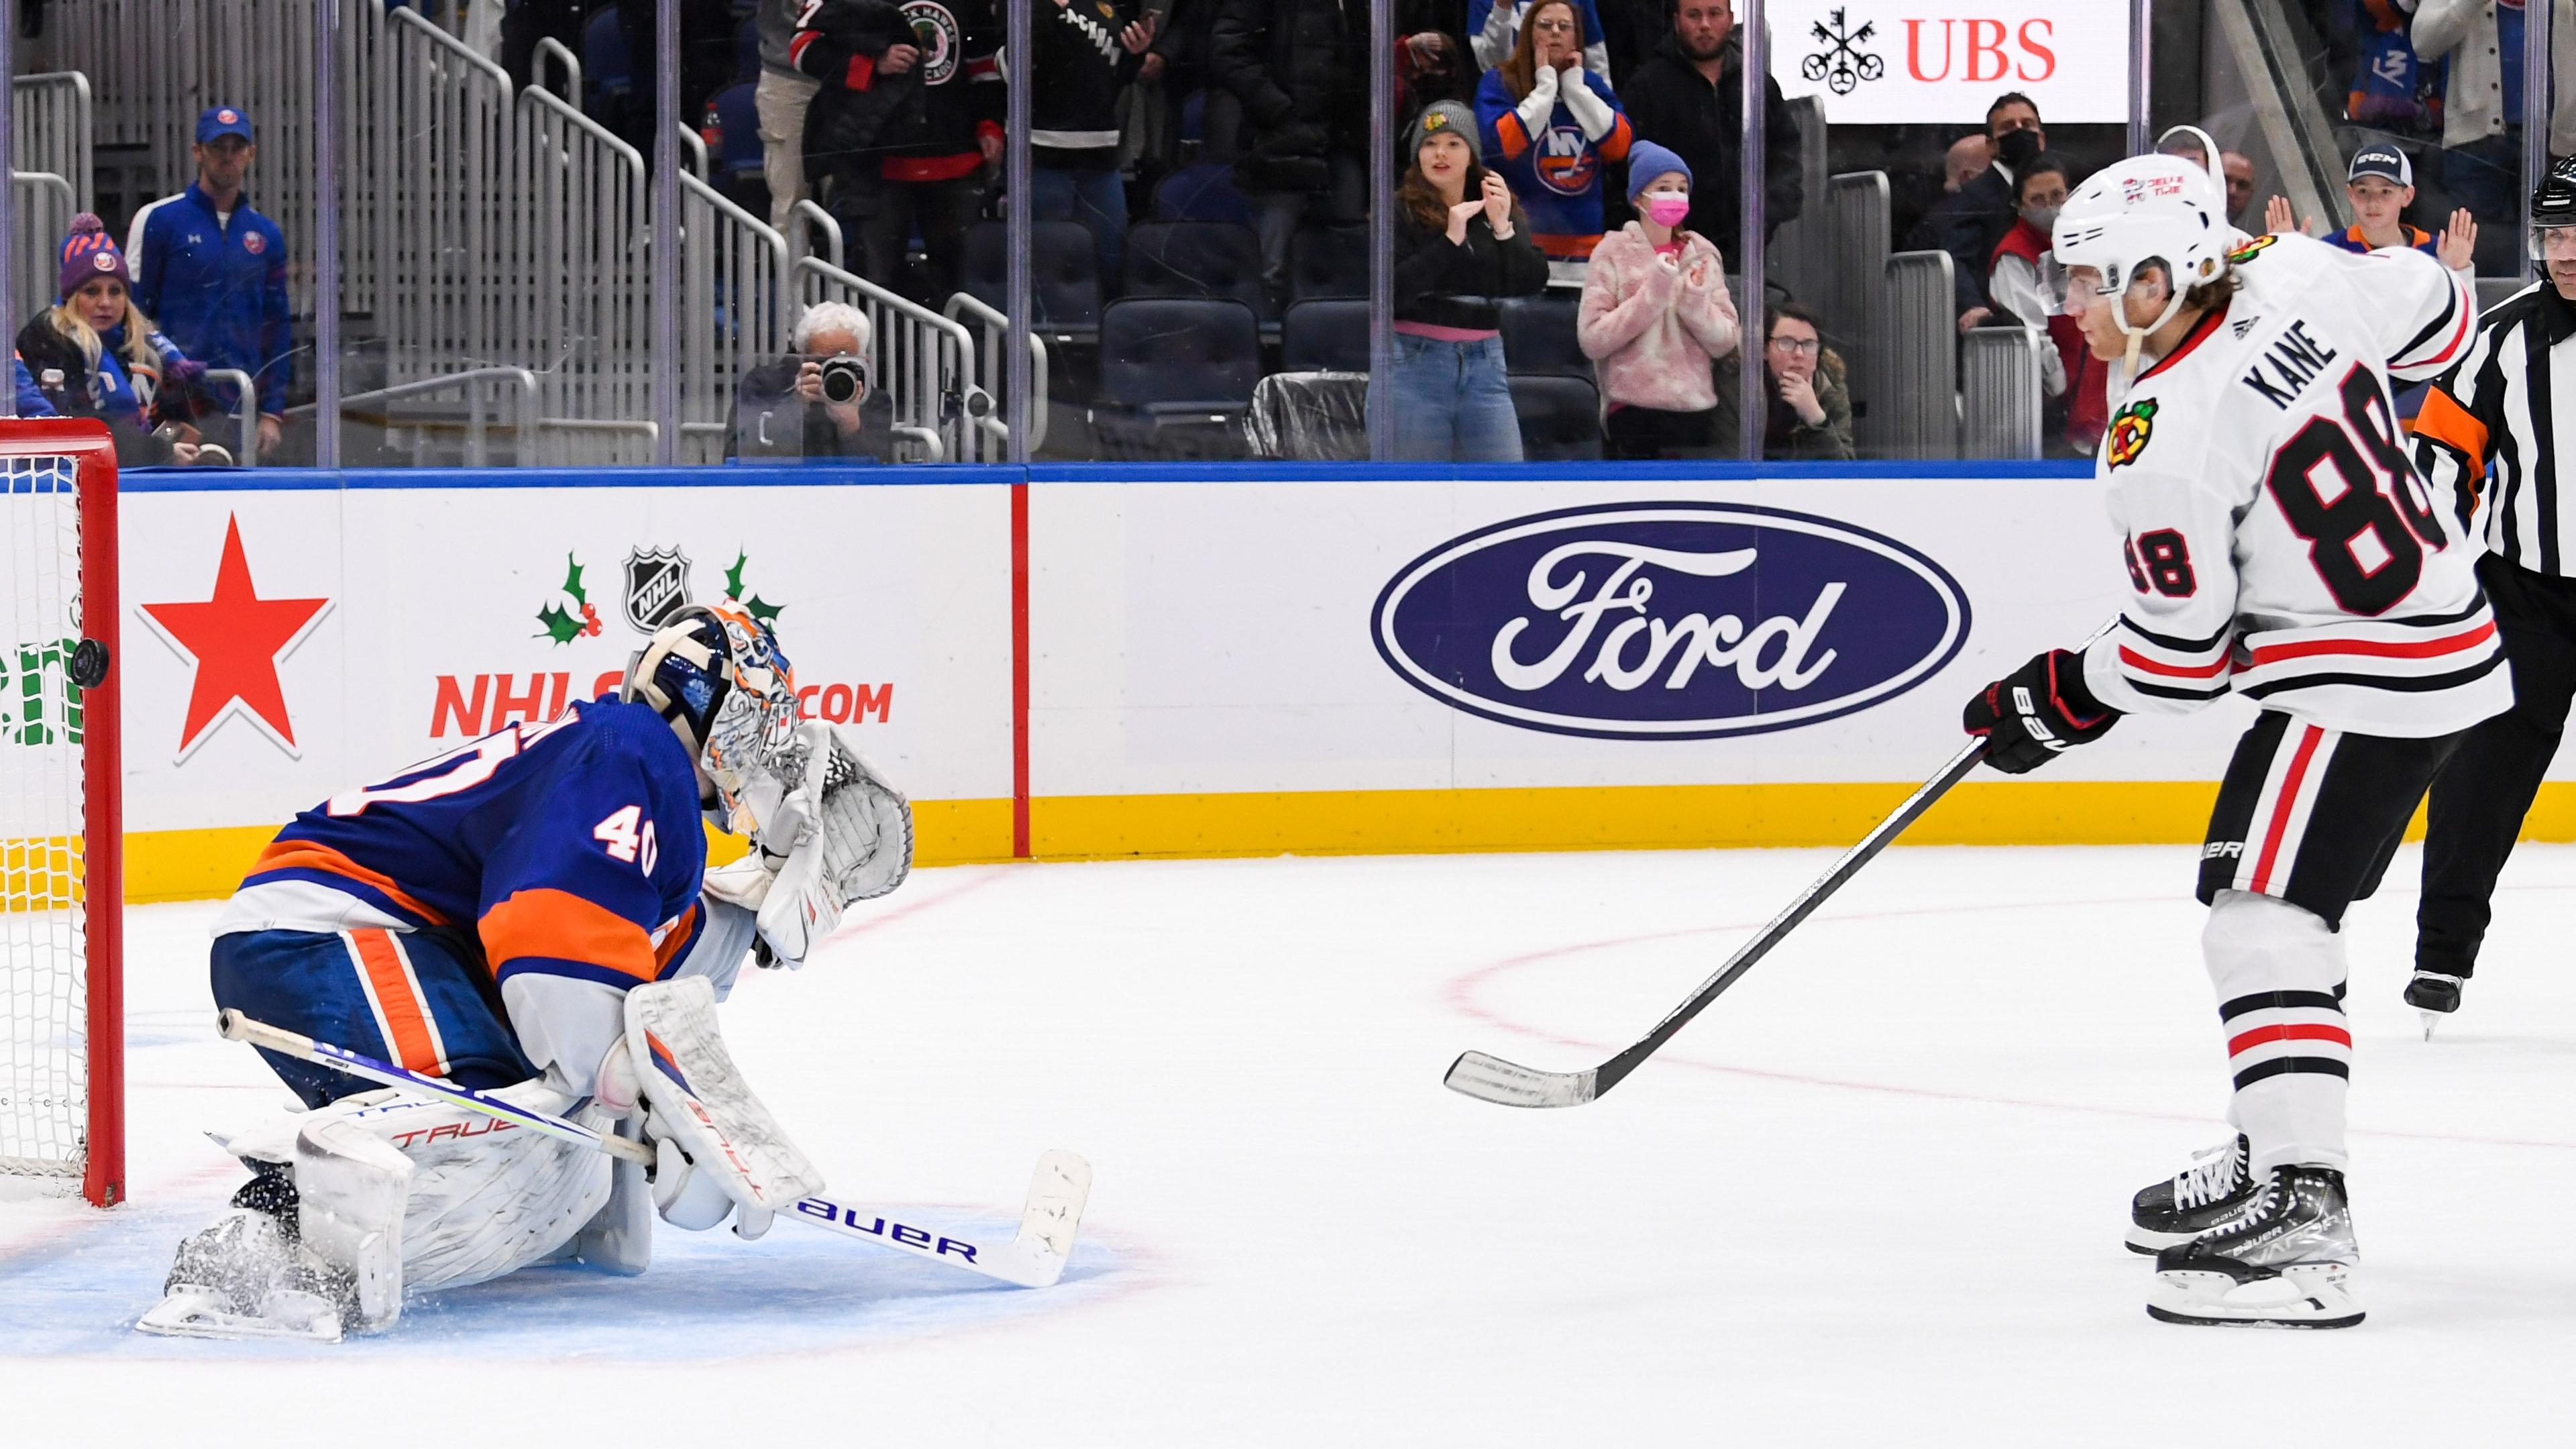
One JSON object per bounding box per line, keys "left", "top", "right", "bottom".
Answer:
{"left": 9, "top": 843, "right": 2576, "bottom": 1444}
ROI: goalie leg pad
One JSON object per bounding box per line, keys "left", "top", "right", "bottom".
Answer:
{"left": 628, "top": 977, "right": 824, "bottom": 1214}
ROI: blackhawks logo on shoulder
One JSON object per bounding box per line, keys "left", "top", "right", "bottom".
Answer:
{"left": 2104, "top": 400, "right": 2158, "bottom": 469}
{"left": 2226, "top": 235, "right": 2278, "bottom": 264}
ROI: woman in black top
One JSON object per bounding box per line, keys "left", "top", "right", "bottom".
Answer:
{"left": 1380, "top": 99, "right": 1548, "bottom": 461}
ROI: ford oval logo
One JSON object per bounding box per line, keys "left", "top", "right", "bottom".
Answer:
{"left": 1371, "top": 503, "right": 1971, "bottom": 739}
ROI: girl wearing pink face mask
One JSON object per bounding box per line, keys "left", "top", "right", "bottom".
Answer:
{"left": 1576, "top": 141, "right": 1737, "bottom": 459}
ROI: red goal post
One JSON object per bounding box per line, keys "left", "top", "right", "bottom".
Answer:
{"left": 0, "top": 419, "right": 123, "bottom": 1207}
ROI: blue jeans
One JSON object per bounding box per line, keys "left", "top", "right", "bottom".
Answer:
{"left": 1030, "top": 164, "right": 1128, "bottom": 295}
{"left": 1381, "top": 331, "right": 1523, "bottom": 462}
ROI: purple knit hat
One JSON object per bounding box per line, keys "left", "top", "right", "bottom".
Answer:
{"left": 58, "top": 213, "right": 129, "bottom": 300}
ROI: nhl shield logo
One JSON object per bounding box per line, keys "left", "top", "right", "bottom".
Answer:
{"left": 622, "top": 545, "right": 694, "bottom": 633}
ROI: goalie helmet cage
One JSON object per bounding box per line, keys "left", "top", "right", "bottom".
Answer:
{"left": 0, "top": 419, "right": 123, "bottom": 1208}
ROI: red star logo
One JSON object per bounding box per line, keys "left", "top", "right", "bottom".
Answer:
{"left": 138, "top": 514, "right": 332, "bottom": 761}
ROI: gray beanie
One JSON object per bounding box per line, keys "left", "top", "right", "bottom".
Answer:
{"left": 1406, "top": 100, "right": 1483, "bottom": 167}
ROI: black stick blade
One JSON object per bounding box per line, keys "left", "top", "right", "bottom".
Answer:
{"left": 1443, "top": 1051, "right": 1599, "bottom": 1108}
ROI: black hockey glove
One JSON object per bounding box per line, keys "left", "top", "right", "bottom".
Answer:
{"left": 1963, "top": 648, "right": 2118, "bottom": 774}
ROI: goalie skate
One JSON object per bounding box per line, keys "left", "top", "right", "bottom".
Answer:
{"left": 134, "top": 1208, "right": 354, "bottom": 1344}
{"left": 2126, "top": 1134, "right": 2256, "bottom": 1253}
{"left": 2145, "top": 1165, "right": 2363, "bottom": 1329}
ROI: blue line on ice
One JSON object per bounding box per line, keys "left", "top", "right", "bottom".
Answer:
{"left": 0, "top": 1201, "right": 1124, "bottom": 1360}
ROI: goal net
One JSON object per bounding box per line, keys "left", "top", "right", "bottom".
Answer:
{"left": 0, "top": 422, "right": 121, "bottom": 1207}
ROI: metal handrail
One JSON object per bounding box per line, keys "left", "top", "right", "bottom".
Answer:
{"left": 522, "top": 85, "right": 647, "bottom": 183}
{"left": 531, "top": 36, "right": 582, "bottom": 101}
{"left": 680, "top": 124, "right": 709, "bottom": 182}
{"left": 790, "top": 199, "right": 844, "bottom": 270}
{"left": 202, "top": 368, "right": 260, "bottom": 467}
{"left": 286, "top": 365, "right": 541, "bottom": 466}
{"left": 388, "top": 7, "right": 514, "bottom": 92}
{"left": 943, "top": 290, "right": 1043, "bottom": 453}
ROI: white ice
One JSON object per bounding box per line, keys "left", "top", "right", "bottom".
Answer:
{"left": 9, "top": 843, "right": 2576, "bottom": 1444}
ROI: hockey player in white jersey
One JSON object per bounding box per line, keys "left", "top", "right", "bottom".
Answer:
{"left": 1960, "top": 154, "right": 2502, "bottom": 1328}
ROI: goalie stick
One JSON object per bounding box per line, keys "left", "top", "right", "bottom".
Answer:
{"left": 1443, "top": 737, "right": 1988, "bottom": 1108}
{"left": 217, "top": 1010, "right": 1091, "bottom": 1288}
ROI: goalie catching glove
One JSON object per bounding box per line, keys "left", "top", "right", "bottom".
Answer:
{"left": 1964, "top": 648, "right": 2119, "bottom": 773}
{"left": 706, "top": 721, "right": 912, "bottom": 965}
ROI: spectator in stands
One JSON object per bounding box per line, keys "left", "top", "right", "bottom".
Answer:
{"left": 20, "top": 216, "right": 207, "bottom": 466}
{"left": 2346, "top": 0, "right": 2443, "bottom": 134}
{"left": 1942, "top": 133, "right": 1991, "bottom": 193}
{"left": 1211, "top": 0, "right": 1368, "bottom": 311}
{"left": 1760, "top": 304, "right": 1852, "bottom": 461}
{"left": 1620, "top": 0, "right": 1802, "bottom": 270}
{"left": 794, "top": 0, "right": 1006, "bottom": 305}
{"left": 1469, "top": 0, "right": 1611, "bottom": 78}
{"left": 1476, "top": 0, "right": 1633, "bottom": 278}
{"left": 1397, "top": 28, "right": 1477, "bottom": 136}
{"left": 2318, "top": 144, "right": 2478, "bottom": 283}
{"left": 725, "top": 301, "right": 897, "bottom": 460}
{"left": 1033, "top": 0, "right": 1159, "bottom": 292}
{"left": 755, "top": 0, "right": 824, "bottom": 233}
{"left": 2222, "top": 149, "right": 2257, "bottom": 225}
{"left": 1385, "top": 100, "right": 1547, "bottom": 461}
{"left": 2410, "top": 1, "right": 2576, "bottom": 237}
{"left": 1579, "top": 141, "right": 1737, "bottom": 459}
{"left": 126, "top": 105, "right": 289, "bottom": 461}
{"left": 1911, "top": 91, "right": 2045, "bottom": 331}
{"left": 1986, "top": 156, "right": 2107, "bottom": 455}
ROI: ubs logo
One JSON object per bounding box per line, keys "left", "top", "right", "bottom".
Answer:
{"left": 1371, "top": 503, "right": 1970, "bottom": 739}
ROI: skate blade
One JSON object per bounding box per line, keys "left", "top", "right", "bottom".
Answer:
{"left": 2145, "top": 1263, "right": 2363, "bottom": 1330}
{"left": 2124, "top": 1222, "right": 2204, "bottom": 1255}
{"left": 134, "top": 1286, "right": 345, "bottom": 1343}
{"left": 2420, "top": 1011, "right": 2440, "bottom": 1042}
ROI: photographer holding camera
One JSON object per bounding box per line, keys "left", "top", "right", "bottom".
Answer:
{"left": 724, "top": 301, "right": 896, "bottom": 461}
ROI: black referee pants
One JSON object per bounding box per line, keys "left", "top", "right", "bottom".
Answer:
{"left": 2418, "top": 553, "right": 2576, "bottom": 978}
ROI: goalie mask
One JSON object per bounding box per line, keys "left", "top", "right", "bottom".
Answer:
{"left": 622, "top": 603, "right": 800, "bottom": 830}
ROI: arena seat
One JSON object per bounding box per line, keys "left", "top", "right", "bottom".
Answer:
{"left": 1094, "top": 297, "right": 1261, "bottom": 458}
{"left": 1499, "top": 293, "right": 1587, "bottom": 378}
{"left": 1281, "top": 299, "right": 1370, "bottom": 374}
{"left": 1507, "top": 374, "right": 1603, "bottom": 460}
{"left": 1289, "top": 224, "right": 1367, "bottom": 302}
{"left": 963, "top": 221, "right": 1104, "bottom": 339}
{"left": 1152, "top": 162, "right": 1252, "bottom": 225}
{"left": 1124, "top": 221, "right": 1269, "bottom": 322}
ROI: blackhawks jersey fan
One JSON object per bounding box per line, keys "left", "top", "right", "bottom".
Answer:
{"left": 139, "top": 603, "right": 914, "bottom": 1342}
{"left": 1962, "top": 153, "right": 2498, "bottom": 1329}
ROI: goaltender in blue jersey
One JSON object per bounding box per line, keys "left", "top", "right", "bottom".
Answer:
{"left": 141, "top": 602, "right": 916, "bottom": 1342}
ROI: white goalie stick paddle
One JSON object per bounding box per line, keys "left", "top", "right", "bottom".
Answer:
{"left": 1444, "top": 737, "right": 1990, "bottom": 1108}
{"left": 217, "top": 1010, "right": 1092, "bottom": 1288}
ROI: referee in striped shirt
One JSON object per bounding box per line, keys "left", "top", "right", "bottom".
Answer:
{"left": 2408, "top": 156, "right": 2576, "bottom": 1032}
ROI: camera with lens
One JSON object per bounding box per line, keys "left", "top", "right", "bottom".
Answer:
{"left": 818, "top": 356, "right": 866, "bottom": 406}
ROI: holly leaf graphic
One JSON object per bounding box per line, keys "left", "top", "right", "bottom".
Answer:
{"left": 560, "top": 553, "right": 588, "bottom": 606}
{"left": 724, "top": 548, "right": 752, "bottom": 600}
{"left": 537, "top": 600, "right": 586, "bottom": 644}
{"left": 741, "top": 594, "right": 784, "bottom": 626}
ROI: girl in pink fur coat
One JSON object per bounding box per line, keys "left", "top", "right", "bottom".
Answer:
{"left": 1576, "top": 139, "right": 1737, "bottom": 459}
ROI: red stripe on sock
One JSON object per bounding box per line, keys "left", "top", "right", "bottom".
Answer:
{"left": 2227, "top": 1021, "right": 2353, "bottom": 1057}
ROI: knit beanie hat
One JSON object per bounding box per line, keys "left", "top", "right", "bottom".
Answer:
{"left": 58, "top": 213, "right": 129, "bottom": 300}
{"left": 1625, "top": 140, "right": 1693, "bottom": 203}
{"left": 1407, "top": 100, "right": 1483, "bottom": 168}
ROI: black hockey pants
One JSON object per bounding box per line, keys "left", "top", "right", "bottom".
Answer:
{"left": 2417, "top": 553, "right": 2576, "bottom": 978}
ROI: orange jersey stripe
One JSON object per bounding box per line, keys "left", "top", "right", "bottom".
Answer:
{"left": 346, "top": 928, "right": 447, "bottom": 1075}
{"left": 652, "top": 902, "right": 701, "bottom": 975}
{"left": 250, "top": 839, "right": 449, "bottom": 925}
{"left": 2411, "top": 386, "right": 2488, "bottom": 485}
{"left": 481, "top": 887, "right": 657, "bottom": 983}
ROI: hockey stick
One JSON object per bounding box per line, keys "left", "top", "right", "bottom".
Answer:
{"left": 1443, "top": 737, "right": 1989, "bottom": 1108}
{"left": 216, "top": 1010, "right": 1091, "bottom": 1288}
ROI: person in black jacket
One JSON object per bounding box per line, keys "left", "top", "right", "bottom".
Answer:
{"left": 1902, "top": 91, "right": 2046, "bottom": 328}
{"left": 1209, "top": 0, "right": 1368, "bottom": 309}
{"left": 1617, "top": 0, "right": 1799, "bottom": 270}
{"left": 1381, "top": 100, "right": 1548, "bottom": 462}
{"left": 1032, "top": 0, "right": 1159, "bottom": 292}
{"left": 794, "top": 0, "right": 1006, "bottom": 305}
{"left": 724, "top": 301, "right": 899, "bottom": 460}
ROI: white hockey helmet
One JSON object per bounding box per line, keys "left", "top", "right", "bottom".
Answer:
{"left": 2051, "top": 153, "right": 2231, "bottom": 347}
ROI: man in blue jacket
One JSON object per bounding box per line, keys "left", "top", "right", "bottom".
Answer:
{"left": 127, "top": 105, "right": 292, "bottom": 460}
